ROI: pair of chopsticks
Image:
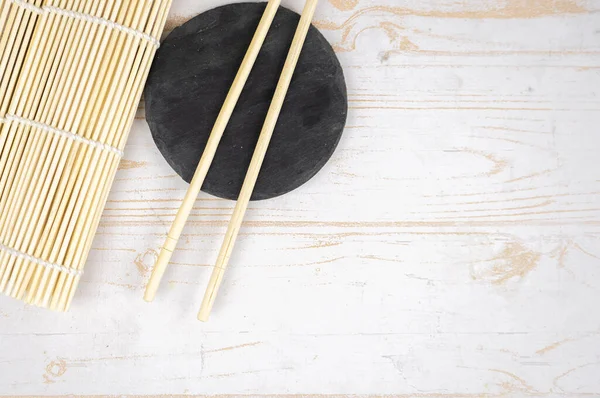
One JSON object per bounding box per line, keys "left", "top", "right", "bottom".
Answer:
{"left": 144, "top": 0, "right": 320, "bottom": 321}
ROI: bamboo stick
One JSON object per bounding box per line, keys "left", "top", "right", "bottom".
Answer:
{"left": 0, "top": 0, "right": 91, "bottom": 282}
{"left": 24, "top": 0, "right": 130, "bottom": 304}
{"left": 6, "top": 0, "right": 90, "bottom": 298}
{"left": 36, "top": 0, "right": 144, "bottom": 307}
{"left": 0, "top": 0, "right": 78, "bottom": 291}
{"left": 32, "top": 0, "right": 145, "bottom": 307}
{"left": 48, "top": 0, "right": 154, "bottom": 309}
{"left": 15, "top": 0, "right": 120, "bottom": 301}
{"left": 0, "top": 0, "right": 44, "bottom": 199}
{"left": 0, "top": 1, "right": 40, "bottom": 124}
{"left": 10, "top": 0, "right": 112, "bottom": 299}
{"left": 144, "top": 0, "right": 282, "bottom": 302}
{"left": 198, "top": 0, "right": 320, "bottom": 321}
{"left": 59, "top": 0, "right": 173, "bottom": 310}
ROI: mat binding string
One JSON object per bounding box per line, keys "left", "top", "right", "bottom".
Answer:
{"left": 0, "top": 242, "right": 83, "bottom": 277}
{"left": 11, "top": 0, "right": 161, "bottom": 48}
{"left": 1, "top": 114, "right": 124, "bottom": 157}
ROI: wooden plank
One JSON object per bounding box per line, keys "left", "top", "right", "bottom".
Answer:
{"left": 1, "top": 0, "right": 600, "bottom": 395}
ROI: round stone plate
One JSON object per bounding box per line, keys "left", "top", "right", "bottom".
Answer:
{"left": 145, "top": 2, "right": 348, "bottom": 200}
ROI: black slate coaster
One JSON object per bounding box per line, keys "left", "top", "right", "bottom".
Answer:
{"left": 145, "top": 2, "right": 348, "bottom": 200}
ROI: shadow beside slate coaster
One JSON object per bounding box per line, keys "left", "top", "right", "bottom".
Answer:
{"left": 144, "top": 2, "right": 348, "bottom": 201}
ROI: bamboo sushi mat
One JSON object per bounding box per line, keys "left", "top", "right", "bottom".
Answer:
{"left": 0, "top": 0, "right": 172, "bottom": 311}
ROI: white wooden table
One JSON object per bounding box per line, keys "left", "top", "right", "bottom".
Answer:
{"left": 2, "top": 0, "right": 600, "bottom": 396}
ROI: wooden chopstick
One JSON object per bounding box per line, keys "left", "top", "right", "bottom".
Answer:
{"left": 144, "top": 0, "right": 282, "bottom": 302}
{"left": 197, "top": 0, "right": 320, "bottom": 321}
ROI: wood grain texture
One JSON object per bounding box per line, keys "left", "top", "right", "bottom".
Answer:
{"left": 1, "top": 0, "right": 600, "bottom": 396}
